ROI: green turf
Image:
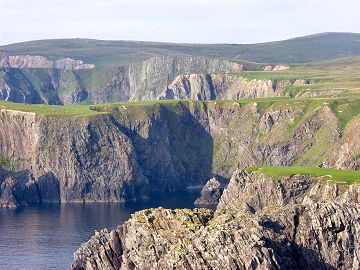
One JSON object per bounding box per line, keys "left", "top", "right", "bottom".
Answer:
{"left": 0, "top": 101, "right": 102, "bottom": 117}
{"left": 245, "top": 166, "right": 360, "bottom": 184}
{"left": 0, "top": 97, "right": 359, "bottom": 130}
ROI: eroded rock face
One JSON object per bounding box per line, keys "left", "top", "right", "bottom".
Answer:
{"left": 0, "top": 101, "right": 358, "bottom": 207}
{"left": 218, "top": 170, "right": 360, "bottom": 211}
{"left": 324, "top": 118, "right": 360, "bottom": 170}
{"left": 0, "top": 55, "right": 244, "bottom": 105}
{"left": 72, "top": 203, "right": 360, "bottom": 270}
{"left": 127, "top": 55, "right": 244, "bottom": 101}
{"left": 158, "top": 74, "right": 310, "bottom": 100}
{"left": 0, "top": 168, "right": 60, "bottom": 207}
{"left": 0, "top": 55, "right": 95, "bottom": 69}
{"left": 194, "top": 177, "right": 223, "bottom": 205}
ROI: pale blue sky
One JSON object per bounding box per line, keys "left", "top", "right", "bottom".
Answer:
{"left": 0, "top": 0, "right": 359, "bottom": 45}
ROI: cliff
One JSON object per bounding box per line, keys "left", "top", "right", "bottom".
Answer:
{"left": 0, "top": 99, "right": 359, "bottom": 206}
{"left": 0, "top": 55, "right": 297, "bottom": 105}
{"left": 0, "top": 55, "right": 245, "bottom": 105}
{"left": 72, "top": 169, "right": 360, "bottom": 270}
{"left": 218, "top": 169, "right": 360, "bottom": 211}
{"left": 159, "top": 73, "right": 309, "bottom": 100}
{"left": 127, "top": 55, "right": 245, "bottom": 101}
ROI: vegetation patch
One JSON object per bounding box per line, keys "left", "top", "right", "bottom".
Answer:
{"left": 0, "top": 155, "right": 13, "bottom": 171}
{"left": 245, "top": 166, "right": 360, "bottom": 184}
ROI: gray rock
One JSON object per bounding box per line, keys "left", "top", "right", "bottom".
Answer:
{"left": 71, "top": 203, "right": 360, "bottom": 270}
{"left": 71, "top": 169, "right": 360, "bottom": 269}
{"left": 158, "top": 74, "right": 308, "bottom": 101}
{"left": 194, "top": 177, "right": 223, "bottom": 205}
{"left": 0, "top": 55, "right": 95, "bottom": 69}
{"left": 218, "top": 169, "right": 360, "bottom": 211}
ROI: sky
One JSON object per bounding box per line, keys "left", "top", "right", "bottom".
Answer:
{"left": 0, "top": 0, "right": 359, "bottom": 45}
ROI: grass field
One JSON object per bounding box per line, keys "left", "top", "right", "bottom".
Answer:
{"left": 0, "top": 96, "right": 359, "bottom": 128}
{"left": 246, "top": 166, "right": 360, "bottom": 184}
{"left": 0, "top": 101, "right": 102, "bottom": 117}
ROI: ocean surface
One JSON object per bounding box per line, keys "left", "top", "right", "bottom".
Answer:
{"left": 0, "top": 191, "right": 200, "bottom": 270}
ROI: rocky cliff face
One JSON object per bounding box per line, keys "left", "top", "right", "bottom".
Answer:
{"left": 159, "top": 74, "right": 309, "bottom": 100}
{"left": 0, "top": 100, "right": 358, "bottom": 206}
{"left": 71, "top": 170, "right": 360, "bottom": 270}
{"left": 126, "top": 55, "right": 244, "bottom": 100}
{"left": 324, "top": 117, "right": 360, "bottom": 170}
{"left": 0, "top": 55, "right": 285, "bottom": 105}
{"left": 218, "top": 170, "right": 360, "bottom": 211}
{"left": 0, "top": 55, "right": 95, "bottom": 69}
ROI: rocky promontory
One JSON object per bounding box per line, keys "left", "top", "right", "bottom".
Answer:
{"left": 72, "top": 169, "right": 360, "bottom": 270}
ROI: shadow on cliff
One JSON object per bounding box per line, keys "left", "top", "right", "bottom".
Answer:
{"left": 264, "top": 237, "right": 338, "bottom": 270}
{"left": 109, "top": 103, "right": 214, "bottom": 195}
{"left": 36, "top": 172, "right": 61, "bottom": 204}
{"left": 0, "top": 168, "right": 60, "bottom": 206}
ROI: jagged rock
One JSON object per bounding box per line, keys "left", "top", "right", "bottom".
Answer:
{"left": 71, "top": 168, "right": 360, "bottom": 269}
{"left": 158, "top": 74, "right": 310, "bottom": 101}
{"left": 323, "top": 117, "right": 360, "bottom": 170}
{"left": 71, "top": 203, "right": 360, "bottom": 270}
{"left": 194, "top": 177, "right": 223, "bottom": 205}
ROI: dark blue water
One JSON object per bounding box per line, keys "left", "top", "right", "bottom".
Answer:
{"left": 0, "top": 191, "right": 199, "bottom": 270}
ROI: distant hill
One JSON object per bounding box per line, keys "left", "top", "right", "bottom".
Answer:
{"left": 1, "top": 32, "right": 360, "bottom": 66}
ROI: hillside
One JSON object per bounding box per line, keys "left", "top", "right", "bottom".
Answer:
{"left": 1, "top": 33, "right": 360, "bottom": 66}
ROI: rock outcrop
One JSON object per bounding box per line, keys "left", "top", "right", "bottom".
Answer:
{"left": 194, "top": 177, "right": 223, "bottom": 205}
{"left": 218, "top": 169, "right": 360, "bottom": 211}
{"left": 0, "top": 55, "right": 95, "bottom": 69}
{"left": 159, "top": 74, "right": 310, "bottom": 100}
{"left": 71, "top": 168, "right": 360, "bottom": 269}
{"left": 262, "top": 64, "right": 290, "bottom": 71}
{"left": 126, "top": 55, "right": 244, "bottom": 100}
{"left": 324, "top": 117, "right": 360, "bottom": 170}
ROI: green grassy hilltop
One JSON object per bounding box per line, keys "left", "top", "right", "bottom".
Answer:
{"left": 1, "top": 32, "right": 360, "bottom": 65}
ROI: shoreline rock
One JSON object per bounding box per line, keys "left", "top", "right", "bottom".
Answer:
{"left": 71, "top": 170, "right": 360, "bottom": 270}
{"left": 194, "top": 177, "right": 223, "bottom": 206}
